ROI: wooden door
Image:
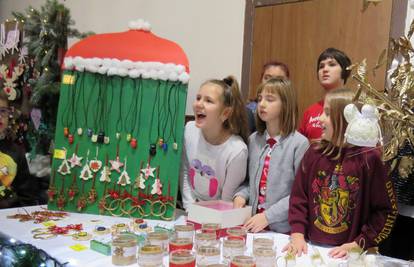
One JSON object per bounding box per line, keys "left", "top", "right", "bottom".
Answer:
{"left": 247, "top": 0, "right": 394, "bottom": 118}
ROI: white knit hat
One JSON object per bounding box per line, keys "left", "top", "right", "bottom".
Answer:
{"left": 344, "top": 103, "right": 383, "bottom": 147}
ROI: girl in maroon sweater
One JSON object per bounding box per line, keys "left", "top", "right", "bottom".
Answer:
{"left": 284, "top": 88, "right": 397, "bottom": 258}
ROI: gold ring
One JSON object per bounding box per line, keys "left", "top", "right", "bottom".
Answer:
{"left": 150, "top": 200, "right": 167, "bottom": 217}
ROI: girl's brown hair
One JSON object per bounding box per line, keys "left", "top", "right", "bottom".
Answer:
{"left": 201, "top": 76, "right": 249, "bottom": 143}
{"left": 255, "top": 78, "right": 298, "bottom": 137}
{"left": 317, "top": 88, "right": 354, "bottom": 159}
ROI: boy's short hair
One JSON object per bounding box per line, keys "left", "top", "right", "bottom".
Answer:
{"left": 317, "top": 48, "right": 351, "bottom": 84}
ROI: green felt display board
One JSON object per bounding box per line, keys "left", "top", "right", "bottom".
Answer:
{"left": 48, "top": 71, "right": 187, "bottom": 220}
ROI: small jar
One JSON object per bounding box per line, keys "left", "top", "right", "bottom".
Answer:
{"left": 111, "top": 233, "right": 137, "bottom": 266}
{"left": 147, "top": 231, "right": 170, "bottom": 253}
{"left": 222, "top": 238, "right": 246, "bottom": 263}
{"left": 111, "top": 223, "right": 130, "bottom": 236}
{"left": 230, "top": 255, "right": 256, "bottom": 267}
{"left": 252, "top": 236, "right": 274, "bottom": 251}
{"left": 195, "top": 231, "right": 219, "bottom": 249}
{"left": 169, "top": 237, "right": 193, "bottom": 252}
{"left": 196, "top": 245, "right": 221, "bottom": 267}
{"left": 226, "top": 227, "right": 247, "bottom": 242}
{"left": 276, "top": 253, "right": 296, "bottom": 267}
{"left": 174, "top": 223, "right": 195, "bottom": 240}
{"left": 169, "top": 249, "right": 196, "bottom": 267}
{"left": 137, "top": 244, "right": 163, "bottom": 267}
{"left": 254, "top": 248, "right": 276, "bottom": 267}
{"left": 201, "top": 223, "right": 221, "bottom": 239}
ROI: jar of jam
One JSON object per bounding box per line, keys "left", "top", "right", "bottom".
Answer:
{"left": 174, "top": 223, "right": 195, "bottom": 240}
{"left": 230, "top": 255, "right": 256, "bottom": 267}
{"left": 196, "top": 245, "right": 221, "bottom": 267}
{"left": 222, "top": 238, "right": 246, "bottom": 263}
{"left": 195, "top": 231, "right": 219, "bottom": 249}
{"left": 111, "top": 233, "right": 137, "bottom": 266}
{"left": 147, "top": 231, "right": 170, "bottom": 253}
{"left": 137, "top": 244, "right": 163, "bottom": 267}
{"left": 169, "top": 236, "right": 193, "bottom": 252}
{"left": 226, "top": 227, "right": 247, "bottom": 242}
{"left": 169, "top": 249, "right": 196, "bottom": 267}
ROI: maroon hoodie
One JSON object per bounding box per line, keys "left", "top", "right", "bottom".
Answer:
{"left": 289, "top": 144, "right": 398, "bottom": 248}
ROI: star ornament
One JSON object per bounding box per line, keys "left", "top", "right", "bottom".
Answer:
{"left": 68, "top": 153, "right": 83, "bottom": 168}
{"left": 109, "top": 157, "right": 124, "bottom": 173}
{"left": 141, "top": 163, "right": 155, "bottom": 179}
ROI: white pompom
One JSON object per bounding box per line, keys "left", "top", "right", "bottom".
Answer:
{"left": 175, "top": 64, "right": 185, "bottom": 74}
{"left": 64, "top": 57, "right": 73, "bottom": 69}
{"left": 98, "top": 66, "right": 108, "bottom": 75}
{"left": 102, "top": 58, "right": 112, "bottom": 67}
{"left": 168, "top": 72, "right": 178, "bottom": 82}
{"left": 178, "top": 72, "right": 190, "bottom": 84}
{"left": 128, "top": 69, "right": 141, "bottom": 78}
{"left": 118, "top": 68, "right": 128, "bottom": 77}
{"left": 107, "top": 67, "right": 118, "bottom": 76}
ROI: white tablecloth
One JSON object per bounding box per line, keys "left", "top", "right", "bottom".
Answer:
{"left": 0, "top": 205, "right": 411, "bottom": 267}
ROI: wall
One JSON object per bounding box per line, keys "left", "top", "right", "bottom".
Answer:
{"left": 0, "top": 0, "right": 246, "bottom": 115}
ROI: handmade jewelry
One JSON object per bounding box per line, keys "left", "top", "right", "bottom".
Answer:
{"left": 89, "top": 147, "right": 102, "bottom": 172}
{"left": 8, "top": 209, "right": 68, "bottom": 223}
{"left": 68, "top": 144, "right": 83, "bottom": 168}
{"left": 125, "top": 79, "right": 141, "bottom": 146}
{"left": 110, "top": 144, "right": 124, "bottom": 173}
{"left": 80, "top": 150, "right": 93, "bottom": 180}
{"left": 151, "top": 167, "right": 163, "bottom": 195}
{"left": 117, "top": 158, "right": 131, "bottom": 186}
{"left": 148, "top": 80, "right": 161, "bottom": 156}
{"left": 111, "top": 223, "right": 129, "bottom": 235}
{"left": 115, "top": 79, "right": 124, "bottom": 140}
{"left": 87, "top": 172, "right": 98, "bottom": 204}
{"left": 134, "top": 161, "right": 146, "bottom": 190}
{"left": 67, "top": 173, "right": 79, "bottom": 201}
{"left": 57, "top": 148, "right": 71, "bottom": 175}
{"left": 130, "top": 218, "right": 152, "bottom": 233}
{"left": 47, "top": 169, "right": 57, "bottom": 202}
{"left": 82, "top": 74, "right": 98, "bottom": 137}
{"left": 72, "top": 231, "right": 92, "bottom": 241}
{"left": 160, "top": 180, "right": 175, "bottom": 221}
{"left": 57, "top": 176, "right": 66, "bottom": 210}
{"left": 141, "top": 157, "right": 155, "bottom": 179}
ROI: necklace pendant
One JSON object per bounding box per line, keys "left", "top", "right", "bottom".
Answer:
{"left": 91, "top": 134, "right": 98, "bottom": 143}
{"left": 77, "top": 128, "right": 83, "bottom": 136}
{"left": 158, "top": 138, "right": 164, "bottom": 147}
{"left": 162, "top": 143, "right": 168, "bottom": 152}
{"left": 97, "top": 132, "right": 105, "bottom": 144}
{"left": 104, "top": 136, "right": 110, "bottom": 144}
{"left": 63, "top": 127, "right": 69, "bottom": 137}
{"left": 116, "top": 133, "right": 121, "bottom": 140}
{"left": 130, "top": 138, "right": 137, "bottom": 149}
{"left": 68, "top": 134, "right": 74, "bottom": 144}
{"left": 87, "top": 128, "right": 93, "bottom": 137}
{"left": 126, "top": 133, "right": 132, "bottom": 142}
{"left": 173, "top": 142, "right": 178, "bottom": 150}
{"left": 149, "top": 144, "right": 157, "bottom": 156}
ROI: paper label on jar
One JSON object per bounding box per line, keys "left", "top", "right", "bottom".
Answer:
{"left": 112, "top": 245, "right": 136, "bottom": 257}
{"left": 176, "top": 230, "right": 194, "bottom": 240}
{"left": 196, "top": 254, "right": 220, "bottom": 266}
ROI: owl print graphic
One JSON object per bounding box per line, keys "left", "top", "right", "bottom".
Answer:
{"left": 189, "top": 158, "right": 219, "bottom": 199}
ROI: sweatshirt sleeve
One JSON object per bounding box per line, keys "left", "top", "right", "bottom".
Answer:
{"left": 179, "top": 144, "right": 196, "bottom": 211}
{"left": 221, "top": 148, "right": 248, "bottom": 202}
{"left": 288, "top": 149, "right": 312, "bottom": 235}
{"left": 354, "top": 152, "right": 398, "bottom": 248}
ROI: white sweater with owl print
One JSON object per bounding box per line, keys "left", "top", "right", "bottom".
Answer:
{"left": 180, "top": 121, "right": 248, "bottom": 211}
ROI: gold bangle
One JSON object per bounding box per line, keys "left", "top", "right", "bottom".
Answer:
{"left": 150, "top": 200, "right": 167, "bottom": 217}
{"left": 160, "top": 202, "right": 175, "bottom": 221}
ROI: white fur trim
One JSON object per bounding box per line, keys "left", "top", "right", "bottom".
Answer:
{"left": 64, "top": 57, "right": 190, "bottom": 84}
{"left": 128, "top": 19, "right": 152, "bottom": 32}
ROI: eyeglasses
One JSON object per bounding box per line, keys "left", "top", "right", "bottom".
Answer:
{"left": 0, "top": 107, "right": 10, "bottom": 117}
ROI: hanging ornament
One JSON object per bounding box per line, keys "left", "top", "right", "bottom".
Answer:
{"left": 87, "top": 128, "right": 93, "bottom": 137}
{"left": 134, "top": 162, "right": 146, "bottom": 189}
{"left": 141, "top": 160, "right": 156, "bottom": 179}
{"left": 68, "top": 134, "right": 74, "bottom": 144}
{"left": 116, "top": 133, "right": 121, "bottom": 140}
{"left": 151, "top": 167, "right": 163, "bottom": 195}
{"left": 0, "top": 62, "right": 24, "bottom": 101}
{"left": 80, "top": 150, "right": 93, "bottom": 181}
{"left": 99, "top": 155, "right": 111, "bottom": 183}
{"left": 68, "top": 144, "right": 83, "bottom": 168}
{"left": 47, "top": 170, "right": 57, "bottom": 202}
{"left": 173, "top": 142, "right": 178, "bottom": 151}
{"left": 149, "top": 144, "right": 157, "bottom": 156}
{"left": 64, "top": 127, "right": 69, "bottom": 137}
{"left": 91, "top": 134, "right": 98, "bottom": 143}
{"left": 158, "top": 138, "right": 164, "bottom": 147}
{"left": 104, "top": 136, "right": 110, "bottom": 144}
{"left": 130, "top": 138, "right": 137, "bottom": 149}
{"left": 77, "top": 127, "right": 83, "bottom": 136}
{"left": 97, "top": 131, "right": 105, "bottom": 144}
{"left": 89, "top": 147, "right": 102, "bottom": 172}
{"left": 87, "top": 173, "right": 98, "bottom": 204}
{"left": 57, "top": 149, "right": 71, "bottom": 175}
{"left": 117, "top": 158, "right": 131, "bottom": 186}
{"left": 162, "top": 143, "right": 168, "bottom": 152}
{"left": 126, "top": 133, "right": 132, "bottom": 142}
{"left": 110, "top": 144, "right": 124, "bottom": 173}
{"left": 67, "top": 174, "right": 79, "bottom": 201}
{"left": 77, "top": 195, "right": 87, "bottom": 211}
{"left": 57, "top": 177, "right": 66, "bottom": 210}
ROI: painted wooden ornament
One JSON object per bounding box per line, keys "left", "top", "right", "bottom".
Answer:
{"left": 126, "top": 133, "right": 132, "bottom": 142}
{"left": 162, "top": 143, "right": 168, "bottom": 152}
{"left": 91, "top": 134, "right": 98, "bottom": 143}
{"left": 149, "top": 144, "right": 157, "bottom": 156}
{"left": 77, "top": 128, "right": 83, "bottom": 136}
{"left": 97, "top": 132, "right": 105, "bottom": 144}
{"left": 68, "top": 134, "right": 74, "bottom": 144}
{"left": 158, "top": 138, "right": 164, "bottom": 147}
{"left": 104, "top": 136, "right": 110, "bottom": 144}
{"left": 63, "top": 127, "right": 69, "bottom": 137}
{"left": 116, "top": 132, "right": 121, "bottom": 139}
{"left": 173, "top": 142, "right": 178, "bottom": 150}
{"left": 130, "top": 138, "right": 137, "bottom": 149}
{"left": 87, "top": 128, "right": 93, "bottom": 137}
